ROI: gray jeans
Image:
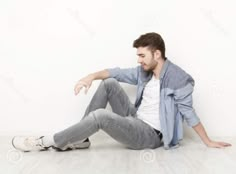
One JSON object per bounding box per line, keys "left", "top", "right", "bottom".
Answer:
{"left": 54, "top": 78, "right": 162, "bottom": 150}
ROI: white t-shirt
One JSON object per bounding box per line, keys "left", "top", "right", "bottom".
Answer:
{"left": 136, "top": 74, "right": 161, "bottom": 131}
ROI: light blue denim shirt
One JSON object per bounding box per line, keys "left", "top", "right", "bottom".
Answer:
{"left": 106, "top": 59, "right": 200, "bottom": 149}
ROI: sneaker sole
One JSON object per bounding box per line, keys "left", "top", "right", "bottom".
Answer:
{"left": 52, "top": 141, "right": 91, "bottom": 152}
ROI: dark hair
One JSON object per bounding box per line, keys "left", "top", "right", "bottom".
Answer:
{"left": 133, "top": 32, "right": 166, "bottom": 59}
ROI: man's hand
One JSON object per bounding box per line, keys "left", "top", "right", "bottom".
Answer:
{"left": 206, "top": 140, "right": 232, "bottom": 148}
{"left": 74, "top": 74, "right": 94, "bottom": 95}
{"left": 193, "top": 122, "right": 232, "bottom": 149}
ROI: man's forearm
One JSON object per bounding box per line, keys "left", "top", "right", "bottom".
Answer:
{"left": 193, "top": 122, "right": 211, "bottom": 146}
{"left": 89, "top": 69, "right": 110, "bottom": 80}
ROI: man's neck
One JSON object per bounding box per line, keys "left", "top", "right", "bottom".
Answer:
{"left": 152, "top": 59, "right": 165, "bottom": 79}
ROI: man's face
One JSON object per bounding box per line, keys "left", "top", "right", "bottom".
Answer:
{"left": 136, "top": 47, "right": 158, "bottom": 72}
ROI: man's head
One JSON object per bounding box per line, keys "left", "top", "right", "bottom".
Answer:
{"left": 133, "top": 32, "right": 166, "bottom": 71}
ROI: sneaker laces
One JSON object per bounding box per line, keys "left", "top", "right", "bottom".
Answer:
{"left": 24, "top": 137, "right": 44, "bottom": 148}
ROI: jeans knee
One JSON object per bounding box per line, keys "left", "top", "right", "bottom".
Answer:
{"left": 92, "top": 109, "right": 112, "bottom": 129}
{"left": 103, "top": 78, "right": 118, "bottom": 84}
{"left": 102, "top": 78, "right": 118, "bottom": 90}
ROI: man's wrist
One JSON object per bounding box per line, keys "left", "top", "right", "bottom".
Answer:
{"left": 88, "top": 73, "right": 95, "bottom": 80}
{"left": 204, "top": 139, "right": 212, "bottom": 146}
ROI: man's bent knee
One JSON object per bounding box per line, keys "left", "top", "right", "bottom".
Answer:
{"left": 102, "top": 78, "right": 119, "bottom": 89}
{"left": 92, "top": 109, "right": 114, "bottom": 129}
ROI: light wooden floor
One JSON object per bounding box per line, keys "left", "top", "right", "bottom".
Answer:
{"left": 1, "top": 131, "right": 235, "bottom": 174}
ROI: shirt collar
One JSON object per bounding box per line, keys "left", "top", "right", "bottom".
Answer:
{"left": 159, "top": 58, "right": 170, "bottom": 80}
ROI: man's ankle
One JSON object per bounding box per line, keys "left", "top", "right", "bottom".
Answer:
{"left": 42, "top": 135, "right": 56, "bottom": 147}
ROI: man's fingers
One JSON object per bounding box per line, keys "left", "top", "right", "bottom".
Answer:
{"left": 74, "top": 80, "right": 91, "bottom": 95}
{"left": 75, "top": 81, "right": 88, "bottom": 93}
{"left": 74, "top": 85, "right": 84, "bottom": 95}
{"left": 219, "top": 142, "right": 232, "bottom": 146}
{"left": 208, "top": 141, "right": 232, "bottom": 148}
{"left": 213, "top": 142, "right": 232, "bottom": 148}
{"left": 84, "top": 85, "right": 91, "bottom": 94}
{"left": 74, "top": 87, "right": 81, "bottom": 95}
{"left": 78, "top": 81, "right": 88, "bottom": 87}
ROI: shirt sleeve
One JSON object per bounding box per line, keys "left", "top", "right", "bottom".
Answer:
{"left": 174, "top": 83, "right": 200, "bottom": 127}
{"left": 106, "top": 66, "right": 139, "bottom": 85}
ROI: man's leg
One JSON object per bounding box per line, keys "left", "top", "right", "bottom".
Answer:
{"left": 54, "top": 108, "right": 162, "bottom": 150}
{"left": 82, "top": 78, "right": 137, "bottom": 119}
{"left": 53, "top": 78, "right": 137, "bottom": 147}
{"left": 12, "top": 78, "right": 162, "bottom": 151}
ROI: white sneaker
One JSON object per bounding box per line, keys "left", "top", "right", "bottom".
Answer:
{"left": 12, "top": 136, "right": 91, "bottom": 152}
{"left": 12, "top": 136, "right": 50, "bottom": 152}
{"left": 52, "top": 138, "right": 91, "bottom": 151}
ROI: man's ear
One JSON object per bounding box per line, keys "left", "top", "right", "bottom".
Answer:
{"left": 154, "top": 50, "right": 161, "bottom": 61}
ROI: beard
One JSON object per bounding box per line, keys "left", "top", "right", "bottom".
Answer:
{"left": 142, "top": 61, "right": 157, "bottom": 72}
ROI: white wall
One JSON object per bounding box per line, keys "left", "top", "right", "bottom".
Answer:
{"left": 0, "top": 0, "right": 236, "bottom": 137}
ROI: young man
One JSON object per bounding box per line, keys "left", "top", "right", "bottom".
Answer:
{"left": 12, "top": 32, "right": 231, "bottom": 152}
